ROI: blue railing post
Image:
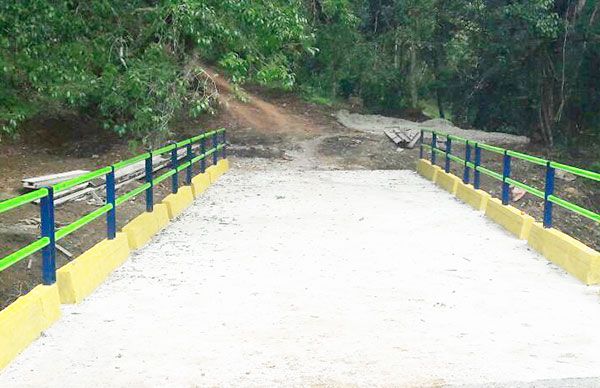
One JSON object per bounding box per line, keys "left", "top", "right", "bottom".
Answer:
{"left": 200, "top": 136, "right": 206, "bottom": 173}
{"left": 501, "top": 151, "right": 512, "bottom": 205}
{"left": 474, "top": 144, "right": 481, "bottom": 190}
{"left": 106, "top": 166, "right": 117, "bottom": 240}
{"left": 419, "top": 130, "right": 424, "bottom": 159}
{"left": 445, "top": 136, "right": 452, "bottom": 173}
{"left": 186, "top": 143, "right": 193, "bottom": 185}
{"left": 40, "top": 188, "right": 56, "bottom": 285}
{"left": 145, "top": 153, "right": 154, "bottom": 212}
{"left": 431, "top": 133, "right": 437, "bottom": 165}
{"left": 213, "top": 131, "right": 218, "bottom": 165}
{"left": 171, "top": 143, "right": 179, "bottom": 194}
{"left": 222, "top": 130, "right": 227, "bottom": 159}
{"left": 463, "top": 141, "right": 472, "bottom": 184}
{"left": 543, "top": 162, "right": 556, "bottom": 228}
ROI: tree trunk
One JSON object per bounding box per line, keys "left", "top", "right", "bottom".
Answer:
{"left": 539, "top": 65, "right": 555, "bottom": 147}
{"left": 432, "top": 48, "right": 445, "bottom": 119}
{"left": 437, "top": 90, "right": 445, "bottom": 119}
{"left": 408, "top": 45, "right": 418, "bottom": 109}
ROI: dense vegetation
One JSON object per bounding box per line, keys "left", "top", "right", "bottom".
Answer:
{"left": 0, "top": 1, "right": 312, "bottom": 143}
{"left": 1, "top": 1, "right": 599, "bottom": 153}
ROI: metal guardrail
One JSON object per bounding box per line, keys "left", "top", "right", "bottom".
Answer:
{"left": 0, "top": 128, "right": 227, "bottom": 283}
{"left": 419, "top": 129, "right": 600, "bottom": 227}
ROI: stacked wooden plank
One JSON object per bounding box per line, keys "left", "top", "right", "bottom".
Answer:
{"left": 22, "top": 170, "right": 90, "bottom": 189}
{"left": 384, "top": 128, "right": 421, "bottom": 149}
{"left": 22, "top": 145, "right": 201, "bottom": 206}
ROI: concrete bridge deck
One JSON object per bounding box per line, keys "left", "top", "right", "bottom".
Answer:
{"left": 2, "top": 168, "right": 600, "bottom": 387}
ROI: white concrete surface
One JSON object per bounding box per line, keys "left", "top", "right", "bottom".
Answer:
{"left": 2, "top": 167, "right": 600, "bottom": 387}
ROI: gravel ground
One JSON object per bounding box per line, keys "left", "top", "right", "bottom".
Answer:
{"left": 1, "top": 162, "right": 600, "bottom": 387}
{"left": 336, "top": 109, "right": 530, "bottom": 145}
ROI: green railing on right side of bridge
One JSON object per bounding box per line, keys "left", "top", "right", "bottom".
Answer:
{"left": 419, "top": 129, "right": 600, "bottom": 228}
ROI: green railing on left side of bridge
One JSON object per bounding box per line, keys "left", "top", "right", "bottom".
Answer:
{"left": 0, "top": 128, "right": 227, "bottom": 284}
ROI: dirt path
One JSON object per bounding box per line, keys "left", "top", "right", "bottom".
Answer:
{"left": 203, "top": 68, "right": 417, "bottom": 170}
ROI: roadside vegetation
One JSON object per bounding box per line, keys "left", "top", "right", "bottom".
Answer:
{"left": 1, "top": 0, "right": 599, "bottom": 161}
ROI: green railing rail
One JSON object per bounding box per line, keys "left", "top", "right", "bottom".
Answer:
{"left": 0, "top": 128, "right": 227, "bottom": 284}
{"left": 419, "top": 129, "right": 600, "bottom": 227}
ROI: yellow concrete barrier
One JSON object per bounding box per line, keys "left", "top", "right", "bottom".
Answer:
{"left": 416, "top": 159, "right": 599, "bottom": 286}
{"left": 217, "top": 158, "right": 230, "bottom": 174}
{"left": 57, "top": 232, "right": 130, "bottom": 304}
{"left": 416, "top": 159, "right": 441, "bottom": 181}
{"left": 435, "top": 171, "right": 461, "bottom": 195}
{"left": 485, "top": 198, "right": 534, "bottom": 240}
{"left": 528, "top": 223, "right": 600, "bottom": 285}
{"left": 1, "top": 165, "right": 231, "bottom": 370}
{"left": 123, "top": 212, "right": 159, "bottom": 250}
{"left": 29, "top": 285, "right": 61, "bottom": 328}
{"left": 191, "top": 173, "right": 211, "bottom": 198}
{"left": 154, "top": 203, "right": 170, "bottom": 230}
{"left": 0, "top": 284, "right": 61, "bottom": 370}
{"left": 122, "top": 205, "right": 171, "bottom": 249}
{"left": 456, "top": 182, "right": 491, "bottom": 212}
{"left": 206, "top": 165, "right": 220, "bottom": 183}
{"left": 162, "top": 186, "right": 194, "bottom": 219}
{"left": 1, "top": 166, "right": 231, "bottom": 369}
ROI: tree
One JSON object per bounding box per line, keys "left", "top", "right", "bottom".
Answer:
{"left": 0, "top": 0, "right": 313, "bottom": 143}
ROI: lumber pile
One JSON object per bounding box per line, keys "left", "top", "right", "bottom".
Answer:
{"left": 22, "top": 170, "right": 90, "bottom": 189}
{"left": 22, "top": 145, "right": 200, "bottom": 206}
{"left": 384, "top": 128, "right": 421, "bottom": 149}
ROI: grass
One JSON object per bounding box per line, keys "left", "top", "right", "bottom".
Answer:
{"left": 299, "top": 86, "right": 337, "bottom": 107}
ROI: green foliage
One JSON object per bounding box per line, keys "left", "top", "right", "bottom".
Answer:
{"left": 2, "top": 0, "right": 599, "bottom": 152}
{"left": 300, "top": 86, "right": 336, "bottom": 106}
{"left": 300, "top": 0, "right": 600, "bottom": 152}
{"left": 0, "top": 0, "right": 313, "bottom": 142}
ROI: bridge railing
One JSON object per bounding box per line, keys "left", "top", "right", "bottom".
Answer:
{"left": 419, "top": 129, "right": 600, "bottom": 228}
{"left": 0, "top": 128, "right": 227, "bottom": 285}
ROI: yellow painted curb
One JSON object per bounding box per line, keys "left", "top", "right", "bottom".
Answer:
{"left": 123, "top": 212, "right": 158, "bottom": 250}
{"left": 217, "top": 158, "right": 230, "bottom": 174}
{"left": 206, "top": 165, "right": 220, "bottom": 183}
{"left": 122, "top": 205, "right": 170, "bottom": 249}
{"left": 0, "top": 168, "right": 230, "bottom": 369}
{"left": 154, "top": 203, "right": 170, "bottom": 230}
{"left": 456, "top": 182, "right": 491, "bottom": 212}
{"left": 0, "top": 284, "right": 61, "bottom": 370}
{"left": 191, "top": 173, "right": 211, "bottom": 198}
{"left": 435, "top": 171, "right": 460, "bottom": 195}
{"left": 485, "top": 198, "right": 534, "bottom": 240}
{"left": 162, "top": 186, "right": 194, "bottom": 219}
{"left": 528, "top": 223, "right": 600, "bottom": 285}
{"left": 416, "top": 159, "right": 600, "bottom": 286}
{"left": 416, "top": 159, "right": 441, "bottom": 181}
{"left": 57, "top": 232, "right": 130, "bottom": 304}
{"left": 29, "top": 285, "right": 61, "bottom": 329}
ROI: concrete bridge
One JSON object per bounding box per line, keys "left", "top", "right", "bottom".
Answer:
{"left": 2, "top": 163, "right": 600, "bottom": 387}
